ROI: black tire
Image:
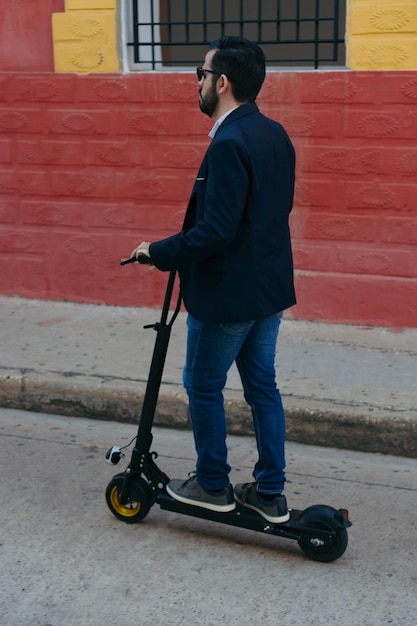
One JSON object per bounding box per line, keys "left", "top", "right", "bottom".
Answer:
{"left": 297, "top": 505, "right": 349, "bottom": 562}
{"left": 106, "top": 474, "right": 152, "bottom": 524}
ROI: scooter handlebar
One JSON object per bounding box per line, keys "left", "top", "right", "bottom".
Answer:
{"left": 120, "top": 253, "right": 150, "bottom": 266}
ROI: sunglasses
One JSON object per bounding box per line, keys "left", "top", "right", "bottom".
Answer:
{"left": 196, "top": 67, "right": 222, "bottom": 81}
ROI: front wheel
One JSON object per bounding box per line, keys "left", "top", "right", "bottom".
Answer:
{"left": 106, "top": 474, "right": 152, "bottom": 524}
{"left": 296, "top": 505, "right": 349, "bottom": 562}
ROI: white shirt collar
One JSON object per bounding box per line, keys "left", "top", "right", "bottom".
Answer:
{"left": 208, "top": 106, "right": 239, "bottom": 139}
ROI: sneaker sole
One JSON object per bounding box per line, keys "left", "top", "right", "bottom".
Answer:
{"left": 166, "top": 483, "right": 236, "bottom": 513}
{"left": 234, "top": 495, "right": 290, "bottom": 524}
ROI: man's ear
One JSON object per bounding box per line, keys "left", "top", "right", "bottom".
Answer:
{"left": 217, "top": 74, "right": 229, "bottom": 94}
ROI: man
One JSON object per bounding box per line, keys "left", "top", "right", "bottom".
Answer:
{"left": 130, "top": 36, "right": 296, "bottom": 524}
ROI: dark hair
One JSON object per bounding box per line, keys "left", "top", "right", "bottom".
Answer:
{"left": 208, "top": 36, "right": 266, "bottom": 103}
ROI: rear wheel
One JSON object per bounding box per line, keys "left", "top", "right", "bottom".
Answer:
{"left": 296, "top": 505, "right": 349, "bottom": 562}
{"left": 106, "top": 474, "right": 152, "bottom": 524}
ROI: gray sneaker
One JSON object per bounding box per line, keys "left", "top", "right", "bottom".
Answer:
{"left": 234, "top": 482, "right": 290, "bottom": 523}
{"left": 166, "top": 475, "right": 236, "bottom": 512}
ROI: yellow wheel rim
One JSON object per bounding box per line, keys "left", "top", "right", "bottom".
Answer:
{"left": 109, "top": 486, "right": 141, "bottom": 518}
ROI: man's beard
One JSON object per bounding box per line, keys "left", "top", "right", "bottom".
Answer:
{"left": 199, "top": 82, "right": 219, "bottom": 118}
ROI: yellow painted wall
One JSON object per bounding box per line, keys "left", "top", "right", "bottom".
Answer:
{"left": 347, "top": 0, "right": 417, "bottom": 70}
{"left": 52, "top": 0, "right": 417, "bottom": 73}
{"left": 52, "top": 0, "right": 119, "bottom": 73}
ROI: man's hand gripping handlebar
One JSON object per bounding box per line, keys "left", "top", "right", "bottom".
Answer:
{"left": 121, "top": 241, "right": 153, "bottom": 266}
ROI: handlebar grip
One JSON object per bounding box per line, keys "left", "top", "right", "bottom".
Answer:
{"left": 120, "top": 253, "right": 151, "bottom": 266}
{"left": 137, "top": 253, "right": 150, "bottom": 264}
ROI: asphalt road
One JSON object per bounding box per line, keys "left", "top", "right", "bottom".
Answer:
{"left": 1, "top": 408, "right": 416, "bottom": 626}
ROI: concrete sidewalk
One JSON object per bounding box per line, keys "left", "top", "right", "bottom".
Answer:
{"left": 2, "top": 408, "right": 417, "bottom": 625}
{"left": 0, "top": 294, "right": 416, "bottom": 457}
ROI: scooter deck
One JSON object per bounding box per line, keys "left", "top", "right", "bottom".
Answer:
{"left": 156, "top": 492, "right": 335, "bottom": 543}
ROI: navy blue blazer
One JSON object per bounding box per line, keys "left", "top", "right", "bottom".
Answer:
{"left": 150, "top": 102, "right": 296, "bottom": 323}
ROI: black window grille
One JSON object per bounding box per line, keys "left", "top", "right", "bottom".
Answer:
{"left": 128, "top": 0, "right": 345, "bottom": 70}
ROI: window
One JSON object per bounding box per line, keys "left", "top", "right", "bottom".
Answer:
{"left": 125, "top": 0, "right": 346, "bottom": 71}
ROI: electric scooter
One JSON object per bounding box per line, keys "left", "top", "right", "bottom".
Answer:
{"left": 105, "top": 255, "right": 352, "bottom": 562}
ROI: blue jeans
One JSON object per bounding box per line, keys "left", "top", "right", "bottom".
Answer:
{"left": 183, "top": 313, "right": 286, "bottom": 494}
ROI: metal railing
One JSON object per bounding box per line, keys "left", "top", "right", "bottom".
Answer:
{"left": 128, "top": 0, "right": 345, "bottom": 69}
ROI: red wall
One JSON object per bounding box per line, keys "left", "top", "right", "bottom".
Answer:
{"left": 1, "top": 70, "right": 416, "bottom": 327}
{"left": 0, "top": 2, "right": 64, "bottom": 72}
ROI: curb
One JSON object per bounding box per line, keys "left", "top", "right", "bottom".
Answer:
{"left": 1, "top": 369, "right": 416, "bottom": 458}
